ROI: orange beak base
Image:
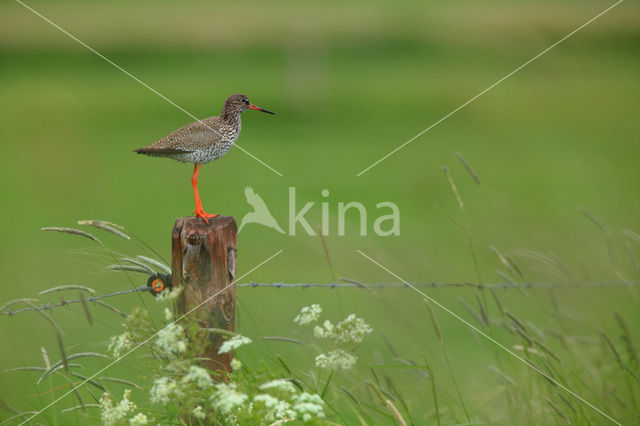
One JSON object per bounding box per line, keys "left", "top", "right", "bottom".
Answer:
{"left": 249, "top": 104, "right": 275, "bottom": 114}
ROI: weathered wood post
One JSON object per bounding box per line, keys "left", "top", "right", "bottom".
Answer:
{"left": 171, "top": 216, "right": 237, "bottom": 376}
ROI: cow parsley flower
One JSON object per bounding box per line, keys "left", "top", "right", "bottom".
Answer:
{"left": 192, "top": 406, "right": 206, "bottom": 419}
{"left": 231, "top": 358, "right": 242, "bottom": 371}
{"left": 129, "top": 412, "right": 148, "bottom": 425}
{"left": 155, "top": 286, "right": 182, "bottom": 302}
{"left": 314, "top": 314, "right": 372, "bottom": 345}
{"left": 294, "top": 304, "right": 322, "bottom": 325}
{"left": 218, "top": 335, "right": 252, "bottom": 354}
{"left": 315, "top": 349, "right": 357, "bottom": 370}
{"left": 108, "top": 331, "right": 133, "bottom": 358}
{"left": 149, "top": 377, "right": 178, "bottom": 404}
{"left": 291, "top": 392, "right": 325, "bottom": 422}
{"left": 253, "top": 394, "right": 295, "bottom": 421}
{"left": 164, "top": 308, "right": 174, "bottom": 321}
{"left": 100, "top": 389, "right": 136, "bottom": 426}
{"left": 259, "top": 379, "right": 296, "bottom": 394}
{"left": 109, "top": 308, "right": 153, "bottom": 358}
{"left": 210, "top": 383, "right": 248, "bottom": 413}
{"left": 155, "top": 320, "right": 188, "bottom": 359}
{"left": 182, "top": 365, "right": 214, "bottom": 389}
{"left": 313, "top": 320, "right": 334, "bottom": 339}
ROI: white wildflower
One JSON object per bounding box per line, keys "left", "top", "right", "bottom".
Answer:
{"left": 164, "top": 308, "right": 173, "bottom": 321}
{"left": 314, "top": 314, "right": 372, "bottom": 345}
{"left": 218, "top": 335, "right": 252, "bottom": 354}
{"left": 192, "top": 406, "right": 206, "bottom": 419}
{"left": 100, "top": 389, "right": 136, "bottom": 426}
{"left": 149, "top": 377, "right": 178, "bottom": 404}
{"left": 182, "top": 365, "right": 214, "bottom": 389}
{"left": 108, "top": 332, "right": 132, "bottom": 358}
{"left": 294, "top": 304, "right": 322, "bottom": 325}
{"left": 291, "top": 392, "right": 325, "bottom": 422}
{"left": 315, "top": 349, "right": 357, "bottom": 370}
{"left": 253, "top": 394, "right": 295, "bottom": 421}
{"left": 155, "top": 287, "right": 182, "bottom": 302}
{"left": 129, "top": 412, "right": 148, "bottom": 425}
{"left": 210, "top": 382, "right": 248, "bottom": 413}
{"left": 259, "top": 379, "right": 296, "bottom": 394}
{"left": 313, "top": 320, "right": 334, "bottom": 339}
{"left": 231, "top": 358, "right": 242, "bottom": 371}
{"left": 155, "top": 322, "right": 188, "bottom": 359}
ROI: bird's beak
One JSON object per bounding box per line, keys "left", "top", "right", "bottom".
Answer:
{"left": 249, "top": 104, "right": 275, "bottom": 114}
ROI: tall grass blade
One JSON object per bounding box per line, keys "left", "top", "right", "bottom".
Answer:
{"left": 423, "top": 356, "right": 441, "bottom": 426}
{"left": 259, "top": 336, "right": 306, "bottom": 345}
{"left": 545, "top": 397, "right": 570, "bottom": 423}
{"left": 38, "top": 352, "right": 109, "bottom": 383}
{"left": 39, "top": 285, "right": 96, "bottom": 296}
{"left": 0, "top": 298, "right": 39, "bottom": 313}
{"left": 93, "top": 300, "right": 126, "bottom": 317}
{"left": 442, "top": 166, "right": 464, "bottom": 211}
{"left": 455, "top": 151, "right": 480, "bottom": 184}
{"left": 79, "top": 291, "right": 93, "bottom": 325}
{"left": 108, "top": 264, "right": 150, "bottom": 274}
{"left": 475, "top": 294, "right": 489, "bottom": 326}
{"left": 490, "top": 289, "right": 504, "bottom": 316}
{"left": 385, "top": 375, "right": 414, "bottom": 425}
{"left": 458, "top": 297, "right": 485, "bottom": 327}
{"left": 78, "top": 220, "right": 130, "bottom": 240}
{"left": 41, "top": 227, "right": 102, "bottom": 245}
{"left": 69, "top": 371, "right": 105, "bottom": 391}
{"left": 136, "top": 255, "right": 172, "bottom": 274}
{"left": 385, "top": 399, "right": 407, "bottom": 426}
{"left": 614, "top": 312, "right": 638, "bottom": 367}
{"left": 602, "top": 333, "right": 640, "bottom": 381}
{"left": 0, "top": 397, "right": 17, "bottom": 414}
{"left": 99, "top": 377, "right": 143, "bottom": 390}
{"left": 61, "top": 404, "right": 100, "bottom": 414}
{"left": 321, "top": 370, "right": 334, "bottom": 398}
{"left": 318, "top": 232, "right": 337, "bottom": 283}
{"left": 424, "top": 299, "right": 443, "bottom": 344}
{"left": 56, "top": 332, "right": 68, "bottom": 372}
{"left": 121, "top": 257, "right": 154, "bottom": 273}
{"left": 276, "top": 354, "right": 293, "bottom": 376}
{"left": 0, "top": 411, "right": 39, "bottom": 426}
{"left": 441, "top": 346, "right": 470, "bottom": 422}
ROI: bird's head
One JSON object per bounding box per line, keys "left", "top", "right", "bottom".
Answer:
{"left": 224, "top": 94, "right": 274, "bottom": 116}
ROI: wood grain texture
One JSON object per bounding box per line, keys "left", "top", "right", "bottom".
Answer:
{"left": 171, "top": 216, "right": 237, "bottom": 376}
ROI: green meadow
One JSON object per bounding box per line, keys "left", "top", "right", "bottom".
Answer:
{"left": 0, "top": 0, "right": 639, "bottom": 424}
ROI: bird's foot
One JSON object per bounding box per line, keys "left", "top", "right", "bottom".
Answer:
{"left": 193, "top": 209, "right": 219, "bottom": 224}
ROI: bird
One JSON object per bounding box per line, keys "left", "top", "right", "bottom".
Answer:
{"left": 134, "top": 94, "right": 274, "bottom": 222}
{"left": 238, "top": 186, "right": 285, "bottom": 234}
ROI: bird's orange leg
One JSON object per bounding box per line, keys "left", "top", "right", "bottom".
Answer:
{"left": 191, "top": 164, "right": 218, "bottom": 223}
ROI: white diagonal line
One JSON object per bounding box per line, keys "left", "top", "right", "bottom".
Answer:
{"left": 357, "top": 0, "right": 624, "bottom": 176}
{"left": 15, "top": 0, "right": 284, "bottom": 177}
{"left": 356, "top": 249, "right": 621, "bottom": 425}
{"left": 20, "top": 249, "right": 284, "bottom": 424}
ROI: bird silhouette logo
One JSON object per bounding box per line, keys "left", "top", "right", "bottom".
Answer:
{"left": 238, "top": 187, "right": 285, "bottom": 234}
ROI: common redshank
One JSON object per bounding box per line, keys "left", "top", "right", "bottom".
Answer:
{"left": 134, "top": 94, "right": 274, "bottom": 222}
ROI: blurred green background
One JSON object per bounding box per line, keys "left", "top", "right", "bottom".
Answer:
{"left": 1, "top": 0, "right": 639, "bottom": 424}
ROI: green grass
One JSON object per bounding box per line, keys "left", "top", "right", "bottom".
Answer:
{"left": 0, "top": 0, "right": 639, "bottom": 424}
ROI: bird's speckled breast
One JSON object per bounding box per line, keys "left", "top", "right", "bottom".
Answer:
{"left": 175, "top": 122, "right": 241, "bottom": 164}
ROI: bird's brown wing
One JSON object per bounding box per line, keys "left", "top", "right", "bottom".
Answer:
{"left": 134, "top": 116, "right": 222, "bottom": 155}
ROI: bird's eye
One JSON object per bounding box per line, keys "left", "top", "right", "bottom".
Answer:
{"left": 243, "top": 99, "right": 249, "bottom": 104}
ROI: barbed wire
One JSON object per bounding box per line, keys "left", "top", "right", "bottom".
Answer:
{"left": 1, "top": 279, "right": 637, "bottom": 317}
{"left": 0, "top": 286, "right": 150, "bottom": 316}
{"left": 236, "top": 280, "right": 639, "bottom": 289}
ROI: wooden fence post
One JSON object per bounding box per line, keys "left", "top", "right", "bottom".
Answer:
{"left": 171, "top": 216, "right": 237, "bottom": 376}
